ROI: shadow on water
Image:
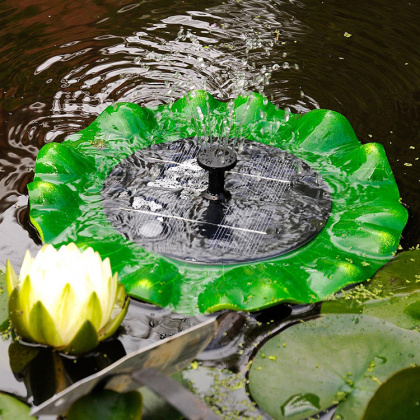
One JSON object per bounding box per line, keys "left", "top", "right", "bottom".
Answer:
{"left": 0, "top": 0, "right": 419, "bottom": 418}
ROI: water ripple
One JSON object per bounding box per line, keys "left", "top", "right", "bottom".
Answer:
{"left": 0, "top": 0, "right": 419, "bottom": 260}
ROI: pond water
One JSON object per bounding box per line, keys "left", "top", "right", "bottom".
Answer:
{"left": 0, "top": 0, "right": 419, "bottom": 418}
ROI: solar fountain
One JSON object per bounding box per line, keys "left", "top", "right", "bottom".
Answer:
{"left": 28, "top": 90, "right": 407, "bottom": 315}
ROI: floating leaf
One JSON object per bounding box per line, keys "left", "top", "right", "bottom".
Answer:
{"left": 363, "top": 366, "right": 420, "bottom": 420}
{"left": 248, "top": 314, "right": 420, "bottom": 420}
{"left": 28, "top": 91, "right": 407, "bottom": 314}
{"left": 0, "top": 392, "right": 34, "bottom": 420}
{"left": 322, "top": 250, "right": 420, "bottom": 329}
{"left": 67, "top": 389, "right": 142, "bottom": 420}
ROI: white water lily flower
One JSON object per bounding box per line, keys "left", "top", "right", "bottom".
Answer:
{"left": 6, "top": 243, "right": 129, "bottom": 354}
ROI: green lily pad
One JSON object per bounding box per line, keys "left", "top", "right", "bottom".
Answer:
{"left": 0, "top": 392, "right": 34, "bottom": 420}
{"left": 363, "top": 366, "right": 420, "bottom": 420}
{"left": 248, "top": 314, "right": 420, "bottom": 420}
{"left": 28, "top": 91, "right": 407, "bottom": 315}
{"left": 322, "top": 250, "right": 420, "bottom": 329}
{"left": 67, "top": 389, "right": 142, "bottom": 420}
{"left": 0, "top": 269, "right": 10, "bottom": 332}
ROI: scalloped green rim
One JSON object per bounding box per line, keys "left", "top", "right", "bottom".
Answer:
{"left": 28, "top": 90, "right": 408, "bottom": 315}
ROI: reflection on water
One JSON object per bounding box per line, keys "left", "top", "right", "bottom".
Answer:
{"left": 0, "top": 0, "right": 419, "bottom": 417}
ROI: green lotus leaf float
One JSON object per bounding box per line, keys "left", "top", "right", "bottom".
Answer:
{"left": 248, "top": 314, "right": 420, "bottom": 420}
{"left": 28, "top": 90, "right": 408, "bottom": 315}
{"left": 6, "top": 243, "right": 129, "bottom": 354}
{"left": 322, "top": 250, "right": 420, "bottom": 330}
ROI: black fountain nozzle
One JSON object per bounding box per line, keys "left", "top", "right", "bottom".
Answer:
{"left": 197, "top": 144, "right": 237, "bottom": 201}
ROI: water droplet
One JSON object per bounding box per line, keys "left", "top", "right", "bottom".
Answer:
{"left": 281, "top": 393, "right": 321, "bottom": 417}
{"left": 284, "top": 107, "right": 291, "bottom": 122}
{"left": 374, "top": 356, "right": 387, "bottom": 364}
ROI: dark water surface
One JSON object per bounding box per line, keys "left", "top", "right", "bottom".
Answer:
{"left": 0, "top": 0, "right": 419, "bottom": 417}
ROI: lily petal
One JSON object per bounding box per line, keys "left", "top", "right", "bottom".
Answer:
{"left": 18, "top": 275, "right": 33, "bottom": 329}
{"left": 83, "top": 291, "right": 103, "bottom": 331}
{"left": 103, "top": 272, "right": 118, "bottom": 323}
{"left": 6, "top": 260, "right": 18, "bottom": 295}
{"left": 99, "top": 296, "right": 129, "bottom": 341}
{"left": 115, "top": 282, "right": 126, "bottom": 309}
{"left": 53, "top": 283, "right": 78, "bottom": 345}
{"left": 8, "top": 288, "right": 32, "bottom": 341}
{"left": 18, "top": 251, "right": 33, "bottom": 282}
{"left": 28, "top": 301, "right": 62, "bottom": 347}
{"left": 62, "top": 320, "right": 99, "bottom": 354}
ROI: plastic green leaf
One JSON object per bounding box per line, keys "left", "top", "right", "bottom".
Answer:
{"left": 67, "top": 389, "right": 142, "bottom": 420}
{"left": 322, "top": 250, "right": 420, "bottom": 329}
{"left": 62, "top": 320, "right": 99, "bottom": 355}
{"left": 0, "top": 392, "right": 35, "bottom": 420}
{"left": 28, "top": 91, "right": 408, "bottom": 315}
{"left": 363, "top": 366, "right": 420, "bottom": 420}
{"left": 248, "top": 314, "right": 420, "bottom": 420}
{"left": 0, "top": 268, "right": 9, "bottom": 332}
{"left": 28, "top": 180, "right": 82, "bottom": 243}
{"left": 34, "top": 142, "right": 96, "bottom": 180}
